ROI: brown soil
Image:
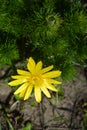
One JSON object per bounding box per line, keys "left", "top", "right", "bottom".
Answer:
{"left": 0, "top": 66, "right": 87, "bottom": 130}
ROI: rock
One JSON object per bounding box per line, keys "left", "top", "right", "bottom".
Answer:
{"left": 0, "top": 85, "right": 12, "bottom": 103}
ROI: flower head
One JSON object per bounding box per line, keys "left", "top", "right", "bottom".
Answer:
{"left": 8, "top": 57, "right": 62, "bottom": 103}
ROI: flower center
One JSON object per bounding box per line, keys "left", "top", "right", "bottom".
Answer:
{"left": 31, "top": 75, "right": 43, "bottom": 86}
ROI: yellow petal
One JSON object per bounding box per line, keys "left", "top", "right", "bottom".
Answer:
{"left": 14, "top": 83, "right": 28, "bottom": 94}
{"left": 41, "top": 85, "right": 51, "bottom": 98}
{"left": 8, "top": 79, "right": 27, "bottom": 86}
{"left": 17, "top": 69, "right": 30, "bottom": 76}
{"left": 46, "top": 83, "right": 57, "bottom": 92}
{"left": 19, "top": 89, "right": 26, "bottom": 98}
{"left": 36, "top": 61, "right": 42, "bottom": 73}
{"left": 11, "top": 75, "right": 28, "bottom": 79}
{"left": 46, "top": 78, "right": 62, "bottom": 84}
{"left": 43, "top": 70, "right": 61, "bottom": 78}
{"left": 40, "top": 65, "right": 53, "bottom": 74}
{"left": 24, "top": 85, "right": 33, "bottom": 100}
{"left": 35, "top": 87, "right": 41, "bottom": 103}
{"left": 27, "top": 57, "right": 36, "bottom": 73}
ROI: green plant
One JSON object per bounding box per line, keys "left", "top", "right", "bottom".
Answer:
{"left": 23, "top": 122, "right": 34, "bottom": 130}
{"left": 0, "top": 0, "right": 87, "bottom": 81}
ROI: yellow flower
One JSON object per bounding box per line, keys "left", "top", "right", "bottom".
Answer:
{"left": 8, "top": 57, "right": 62, "bottom": 103}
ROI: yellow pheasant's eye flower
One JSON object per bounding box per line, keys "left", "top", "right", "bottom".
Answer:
{"left": 8, "top": 57, "right": 62, "bottom": 103}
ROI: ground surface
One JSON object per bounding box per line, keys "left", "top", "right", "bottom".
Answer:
{"left": 0, "top": 66, "right": 87, "bottom": 130}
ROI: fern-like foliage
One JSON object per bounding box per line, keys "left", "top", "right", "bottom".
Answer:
{"left": 0, "top": 42, "right": 19, "bottom": 65}
{"left": 0, "top": 0, "right": 87, "bottom": 81}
